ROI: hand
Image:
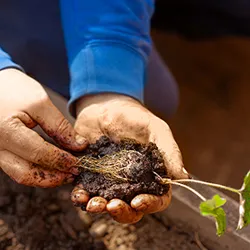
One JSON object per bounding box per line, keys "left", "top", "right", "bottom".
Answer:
{"left": 0, "top": 69, "right": 87, "bottom": 187}
{"left": 71, "top": 93, "right": 189, "bottom": 223}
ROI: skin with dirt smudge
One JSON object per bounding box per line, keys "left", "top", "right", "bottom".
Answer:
{"left": 72, "top": 93, "right": 189, "bottom": 224}
{"left": 0, "top": 69, "right": 87, "bottom": 187}
{"left": 87, "top": 197, "right": 107, "bottom": 213}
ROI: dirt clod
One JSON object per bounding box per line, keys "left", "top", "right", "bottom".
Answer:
{"left": 75, "top": 136, "right": 170, "bottom": 203}
{"left": 90, "top": 223, "right": 108, "bottom": 238}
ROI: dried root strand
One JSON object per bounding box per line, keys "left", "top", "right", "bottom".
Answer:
{"left": 75, "top": 150, "right": 143, "bottom": 183}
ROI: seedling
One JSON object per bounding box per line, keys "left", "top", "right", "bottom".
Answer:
{"left": 74, "top": 136, "right": 250, "bottom": 237}
{"left": 155, "top": 171, "right": 250, "bottom": 236}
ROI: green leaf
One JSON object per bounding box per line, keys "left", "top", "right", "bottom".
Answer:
{"left": 237, "top": 171, "right": 250, "bottom": 230}
{"left": 199, "top": 194, "right": 227, "bottom": 236}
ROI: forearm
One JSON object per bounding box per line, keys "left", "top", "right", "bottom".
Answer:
{"left": 60, "top": 0, "right": 155, "bottom": 114}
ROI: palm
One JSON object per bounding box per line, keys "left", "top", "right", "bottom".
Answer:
{"left": 71, "top": 94, "right": 188, "bottom": 223}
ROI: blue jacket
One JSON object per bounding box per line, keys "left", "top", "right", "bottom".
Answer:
{"left": 0, "top": 0, "right": 154, "bottom": 110}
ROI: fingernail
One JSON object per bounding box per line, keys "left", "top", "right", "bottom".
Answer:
{"left": 182, "top": 167, "right": 188, "bottom": 175}
{"left": 130, "top": 197, "right": 146, "bottom": 211}
{"left": 182, "top": 167, "right": 193, "bottom": 179}
{"left": 107, "top": 199, "right": 120, "bottom": 211}
{"left": 75, "top": 134, "right": 87, "bottom": 145}
{"left": 182, "top": 167, "right": 191, "bottom": 178}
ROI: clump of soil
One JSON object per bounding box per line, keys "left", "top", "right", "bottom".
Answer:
{"left": 75, "top": 136, "right": 170, "bottom": 203}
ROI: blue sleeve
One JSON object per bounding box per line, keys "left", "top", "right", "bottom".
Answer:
{"left": 0, "top": 47, "right": 23, "bottom": 71}
{"left": 60, "top": 0, "right": 154, "bottom": 110}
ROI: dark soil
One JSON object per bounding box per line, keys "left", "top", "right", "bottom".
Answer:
{"left": 0, "top": 173, "right": 104, "bottom": 250}
{"left": 75, "top": 136, "right": 170, "bottom": 203}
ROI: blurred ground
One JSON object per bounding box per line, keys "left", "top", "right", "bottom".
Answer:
{"left": 152, "top": 30, "right": 250, "bottom": 190}
{"left": 0, "top": 173, "right": 207, "bottom": 250}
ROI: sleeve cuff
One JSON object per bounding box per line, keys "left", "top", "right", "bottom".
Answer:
{"left": 68, "top": 44, "right": 145, "bottom": 116}
{"left": 0, "top": 49, "right": 23, "bottom": 72}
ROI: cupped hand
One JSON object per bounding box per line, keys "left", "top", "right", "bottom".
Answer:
{"left": 0, "top": 69, "right": 87, "bottom": 187}
{"left": 71, "top": 93, "right": 189, "bottom": 223}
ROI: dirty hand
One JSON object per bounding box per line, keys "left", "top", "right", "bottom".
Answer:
{"left": 71, "top": 93, "right": 189, "bottom": 223}
{"left": 0, "top": 69, "right": 87, "bottom": 187}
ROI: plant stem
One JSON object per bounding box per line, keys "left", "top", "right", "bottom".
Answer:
{"left": 170, "top": 179, "right": 240, "bottom": 195}
{"left": 161, "top": 179, "right": 206, "bottom": 201}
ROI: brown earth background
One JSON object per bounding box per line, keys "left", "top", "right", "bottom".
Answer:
{"left": 153, "top": 30, "right": 250, "bottom": 191}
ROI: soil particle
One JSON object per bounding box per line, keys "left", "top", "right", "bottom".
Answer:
{"left": 46, "top": 203, "right": 60, "bottom": 212}
{"left": 0, "top": 223, "right": 9, "bottom": 236}
{"left": 90, "top": 222, "right": 108, "bottom": 238}
{"left": 0, "top": 196, "right": 11, "bottom": 208}
{"left": 15, "top": 194, "right": 31, "bottom": 217}
{"left": 75, "top": 136, "right": 170, "bottom": 203}
{"left": 77, "top": 210, "right": 93, "bottom": 228}
{"left": 59, "top": 214, "right": 78, "bottom": 240}
{"left": 38, "top": 171, "right": 45, "bottom": 179}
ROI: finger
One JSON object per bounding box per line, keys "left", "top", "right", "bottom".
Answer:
{"left": 107, "top": 199, "right": 143, "bottom": 224}
{"left": 149, "top": 118, "right": 190, "bottom": 179}
{"left": 28, "top": 97, "right": 87, "bottom": 151}
{"left": 71, "top": 184, "right": 90, "bottom": 206}
{"left": 74, "top": 111, "right": 104, "bottom": 144}
{"left": 0, "top": 150, "right": 73, "bottom": 187}
{"left": 13, "top": 112, "right": 37, "bottom": 129}
{"left": 131, "top": 188, "right": 172, "bottom": 214}
{"left": 1, "top": 117, "right": 79, "bottom": 174}
{"left": 86, "top": 197, "right": 107, "bottom": 214}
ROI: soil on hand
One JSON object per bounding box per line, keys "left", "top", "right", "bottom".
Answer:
{"left": 75, "top": 136, "right": 170, "bottom": 203}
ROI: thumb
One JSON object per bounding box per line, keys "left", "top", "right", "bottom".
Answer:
{"left": 28, "top": 97, "right": 88, "bottom": 151}
{"left": 149, "top": 118, "right": 190, "bottom": 180}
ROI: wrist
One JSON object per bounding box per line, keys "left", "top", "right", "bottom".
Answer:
{"left": 76, "top": 93, "right": 140, "bottom": 117}
{"left": 68, "top": 44, "right": 146, "bottom": 117}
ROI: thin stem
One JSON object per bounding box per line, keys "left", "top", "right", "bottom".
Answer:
{"left": 171, "top": 179, "right": 240, "bottom": 195}
{"left": 162, "top": 179, "right": 206, "bottom": 201}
